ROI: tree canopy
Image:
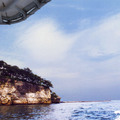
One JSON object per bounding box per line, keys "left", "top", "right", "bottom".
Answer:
{"left": 0, "top": 61, "right": 53, "bottom": 88}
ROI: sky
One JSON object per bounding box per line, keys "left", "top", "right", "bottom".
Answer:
{"left": 1, "top": 0, "right": 120, "bottom": 101}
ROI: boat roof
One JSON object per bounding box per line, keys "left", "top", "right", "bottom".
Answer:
{"left": 0, "top": 0, "right": 51, "bottom": 25}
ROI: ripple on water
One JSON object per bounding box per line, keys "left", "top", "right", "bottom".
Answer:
{"left": 0, "top": 101, "right": 120, "bottom": 120}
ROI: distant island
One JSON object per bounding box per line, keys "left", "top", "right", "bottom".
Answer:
{"left": 0, "top": 60, "right": 60, "bottom": 105}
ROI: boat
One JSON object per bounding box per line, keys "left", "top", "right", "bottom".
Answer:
{"left": 0, "top": 0, "right": 51, "bottom": 25}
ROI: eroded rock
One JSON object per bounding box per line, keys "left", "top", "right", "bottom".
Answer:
{"left": 0, "top": 80, "right": 53, "bottom": 105}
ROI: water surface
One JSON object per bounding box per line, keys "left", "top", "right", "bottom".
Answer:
{"left": 0, "top": 101, "right": 120, "bottom": 120}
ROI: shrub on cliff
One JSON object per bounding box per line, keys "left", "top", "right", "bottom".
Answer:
{"left": 0, "top": 60, "right": 53, "bottom": 88}
{"left": 51, "top": 92, "right": 59, "bottom": 99}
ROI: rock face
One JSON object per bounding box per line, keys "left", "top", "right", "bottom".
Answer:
{"left": 0, "top": 60, "right": 61, "bottom": 105}
{"left": 51, "top": 96, "right": 61, "bottom": 103}
{"left": 0, "top": 79, "right": 52, "bottom": 105}
{"left": 51, "top": 92, "right": 61, "bottom": 103}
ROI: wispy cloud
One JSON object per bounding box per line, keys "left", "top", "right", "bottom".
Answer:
{"left": 2, "top": 13, "right": 120, "bottom": 100}
{"left": 75, "top": 13, "right": 120, "bottom": 61}
{"left": 0, "top": 51, "right": 24, "bottom": 67}
{"left": 16, "top": 19, "right": 75, "bottom": 63}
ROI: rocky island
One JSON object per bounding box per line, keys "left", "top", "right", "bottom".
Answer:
{"left": 0, "top": 61, "right": 60, "bottom": 105}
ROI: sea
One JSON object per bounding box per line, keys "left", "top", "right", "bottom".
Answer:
{"left": 0, "top": 100, "right": 120, "bottom": 120}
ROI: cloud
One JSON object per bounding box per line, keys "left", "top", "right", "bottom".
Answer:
{"left": 2, "top": 13, "right": 120, "bottom": 100}
{"left": 0, "top": 51, "right": 24, "bottom": 67}
{"left": 74, "top": 13, "right": 120, "bottom": 61}
{"left": 14, "top": 19, "right": 78, "bottom": 80}
{"left": 16, "top": 19, "right": 75, "bottom": 63}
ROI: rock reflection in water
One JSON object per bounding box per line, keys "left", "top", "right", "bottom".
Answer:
{"left": 0, "top": 104, "right": 51, "bottom": 120}
{"left": 1, "top": 101, "right": 120, "bottom": 120}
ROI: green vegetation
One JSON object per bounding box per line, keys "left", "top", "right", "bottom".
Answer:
{"left": 0, "top": 60, "right": 53, "bottom": 88}
{"left": 51, "top": 92, "right": 59, "bottom": 99}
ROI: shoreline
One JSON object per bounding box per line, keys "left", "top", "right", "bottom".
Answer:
{"left": 61, "top": 100, "right": 111, "bottom": 103}
{"left": 0, "top": 100, "right": 112, "bottom": 106}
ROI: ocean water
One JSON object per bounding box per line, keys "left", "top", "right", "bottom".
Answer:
{"left": 0, "top": 101, "right": 120, "bottom": 120}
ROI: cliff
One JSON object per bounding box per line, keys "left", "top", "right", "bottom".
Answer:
{"left": 0, "top": 61, "right": 60, "bottom": 105}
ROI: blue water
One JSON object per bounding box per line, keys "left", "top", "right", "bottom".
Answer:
{"left": 0, "top": 101, "right": 120, "bottom": 120}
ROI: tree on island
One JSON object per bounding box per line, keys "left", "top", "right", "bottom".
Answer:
{"left": 0, "top": 60, "right": 53, "bottom": 88}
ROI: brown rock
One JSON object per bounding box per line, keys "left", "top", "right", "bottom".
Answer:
{"left": 51, "top": 97, "right": 61, "bottom": 103}
{"left": 13, "top": 97, "right": 28, "bottom": 105}
{"left": 0, "top": 80, "right": 52, "bottom": 105}
{"left": 1, "top": 95, "right": 12, "bottom": 105}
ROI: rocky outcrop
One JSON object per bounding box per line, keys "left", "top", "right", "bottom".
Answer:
{"left": 51, "top": 92, "right": 61, "bottom": 103}
{"left": 0, "top": 79, "right": 52, "bottom": 105}
{"left": 51, "top": 96, "right": 61, "bottom": 103}
{"left": 0, "top": 60, "right": 61, "bottom": 105}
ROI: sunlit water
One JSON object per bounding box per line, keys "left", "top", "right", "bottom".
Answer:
{"left": 0, "top": 100, "right": 120, "bottom": 120}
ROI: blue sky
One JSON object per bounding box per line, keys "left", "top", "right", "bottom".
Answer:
{"left": 1, "top": 0, "right": 120, "bottom": 101}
